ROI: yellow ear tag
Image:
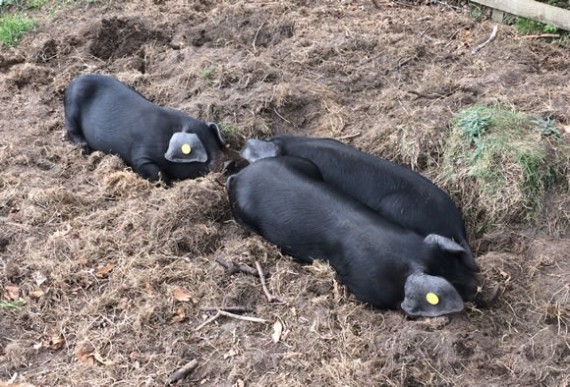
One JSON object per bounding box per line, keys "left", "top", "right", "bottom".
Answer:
{"left": 426, "top": 292, "right": 439, "bottom": 305}
{"left": 181, "top": 144, "right": 192, "bottom": 154}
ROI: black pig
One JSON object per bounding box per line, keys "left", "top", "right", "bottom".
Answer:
{"left": 64, "top": 74, "right": 225, "bottom": 184}
{"left": 227, "top": 156, "right": 475, "bottom": 316}
{"left": 240, "top": 135, "right": 478, "bottom": 300}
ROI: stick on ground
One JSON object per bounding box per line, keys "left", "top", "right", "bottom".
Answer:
{"left": 194, "top": 310, "right": 269, "bottom": 331}
{"left": 335, "top": 132, "right": 362, "bottom": 141}
{"left": 200, "top": 306, "right": 253, "bottom": 313}
{"left": 472, "top": 25, "right": 499, "bottom": 54}
{"left": 252, "top": 21, "right": 266, "bottom": 52}
{"left": 255, "top": 261, "right": 283, "bottom": 303}
{"left": 521, "top": 33, "right": 560, "bottom": 39}
{"left": 168, "top": 359, "right": 198, "bottom": 385}
{"left": 215, "top": 257, "right": 257, "bottom": 276}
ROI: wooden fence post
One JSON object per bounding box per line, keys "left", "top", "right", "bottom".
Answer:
{"left": 472, "top": 0, "right": 570, "bottom": 31}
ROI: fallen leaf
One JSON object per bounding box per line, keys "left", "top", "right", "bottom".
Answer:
{"left": 144, "top": 282, "right": 154, "bottom": 296}
{"left": 564, "top": 124, "right": 570, "bottom": 134}
{"left": 29, "top": 289, "right": 45, "bottom": 299}
{"left": 96, "top": 263, "right": 115, "bottom": 278}
{"left": 75, "top": 342, "right": 95, "bottom": 365}
{"left": 117, "top": 297, "right": 130, "bottom": 310}
{"left": 271, "top": 320, "right": 283, "bottom": 343}
{"left": 32, "top": 271, "right": 47, "bottom": 286}
{"left": 43, "top": 330, "right": 65, "bottom": 350}
{"left": 173, "top": 287, "right": 193, "bottom": 302}
{"left": 459, "top": 30, "right": 472, "bottom": 46}
{"left": 171, "top": 306, "right": 186, "bottom": 323}
{"left": 5, "top": 285, "right": 20, "bottom": 300}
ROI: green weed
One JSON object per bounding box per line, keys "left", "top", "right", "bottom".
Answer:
{"left": 218, "top": 121, "right": 240, "bottom": 136}
{"left": 442, "top": 105, "right": 568, "bottom": 231}
{"left": 198, "top": 68, "right": 214, "bottom": 80}
{"left": 0, "top": 12, "right": 35, "bottom": 46}
{"left": 27, "top": 0, "right": 50, "bottom": 8}
{"left": 515, "top": 17, "right": 559, "bottom": 34}
{"left": 0, "top": 300, "right": 25, "bottom": 309}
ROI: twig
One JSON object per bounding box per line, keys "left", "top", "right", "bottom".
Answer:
{"left": 391, "top": 0, "right": 412, "bottom": 7}
{"left": 335, "top": 132, "right": 362, "bottom": 141}
{"left": 255, "top": 261, "right": 283, "bottom": 303}
{"left": 1, "top": 218, "right": 31, "bottom": 230}
{"left": 215, "top": 257, "right": 257, "bottom": 276}
{"left": 273, "top": 108, "right": 293, "bottom": 124}
{"left": 200, "top": 306, "right": 253, "bottom": 313}
{"left": 472, "top": 25, "right": 499, "bottom": 55}
{"left": 397, "top": 56, "right": 414, "bottom": 67}
{"left": 407, "top": 90, "right": 447, "bottom": 99}
{"left": 521, "top": 34, "right": 560, "bottom": 39}
{"left": 252, "top": 21, "right": 266, "bottom": 52}
{"left": 167, "top": 359, "right": 198, "bottom": 385}
{"left": 194, "top": 310, "right": 269, "bottom": 331}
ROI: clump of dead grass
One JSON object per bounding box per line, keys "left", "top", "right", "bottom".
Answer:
{"left": 439, "top": 105, "right": 569, "bottom": 234}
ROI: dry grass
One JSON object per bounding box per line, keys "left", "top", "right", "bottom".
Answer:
{"left": 1, "top": 0, "right": 569, "bottom": 385}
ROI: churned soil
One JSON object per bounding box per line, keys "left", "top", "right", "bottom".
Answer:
{"left": 1, "top": 1, "right": 569, "bottom": 385}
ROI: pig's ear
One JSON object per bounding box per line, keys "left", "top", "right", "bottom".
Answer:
{"left": 401, "top": 273, "right": 465, "bottom": 317}
{"left": 207, "top": 122, "right": 226, "bottom": 147}
{"left": 424, "top": 234, "right": 465, "bottom": 253}
{"left": 165, "top": 132, "right": 208, "bottom": 163}
{"left": 240, "top": 139, "right": 280, "bottom": 163}
{"left": 424, "top": 234, "right": 479, "bottom": 272}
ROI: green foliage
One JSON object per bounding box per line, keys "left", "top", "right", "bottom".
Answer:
{"left": 0, "top": 300, "right": 25, "bottom": 309}
{"left": 198, "top": 68, "right": 214, "bottom": 80}
{"left": 533, "top": 117, "right": 561, "bottom": 138}
{"left": 0, "top": 0, "right": 22, "bottom": 6}
{"left": 468, "top": 4, "right": 485, "bottom": 22}
{"left": 0, "top": 0, "right": 23, "bottom": 12}
{"left": 455, "top": 105, "right": 491, "bottom": 145}
{"left": 218, "top": 121, "right": 239, "bottom": 136}
{"left": 0, "top": 0, "right": 101, "bottom": 45}
{"left": 1, "top": 0, "right": 99, "bottom": 14}
{"left": 515, "top": 17, "right": 544, "bottom": 33}
{"left": 515, "top": 17, "right": 559, "bottom": 34}
{"left": 27, "top": 0, "right": 50, "bottom": 8}
{"left": 443, "top": 105, "right": 568, "bottom": 230}
{"left": 0, "top": 12, "right": 34, "bottom": 46}
{"left": 545, "top": 0, "right": 570, "bottom": 9}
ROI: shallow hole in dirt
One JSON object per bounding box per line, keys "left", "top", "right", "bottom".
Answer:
{"left": 88, "top": 17, "right": 170, "bottom": 60}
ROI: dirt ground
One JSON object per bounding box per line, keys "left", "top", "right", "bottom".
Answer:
{"left": 1, "top": 0, "right": 569, "bottom": 386}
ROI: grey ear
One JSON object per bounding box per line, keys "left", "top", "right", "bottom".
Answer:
{"left": 165, "top": 132, "right": 208, "bottom": 163}
{"left": 240, "top": 139, "right": 281, "bottom": 163}
{"left": 424, "top": 234, "right": 479, "bottom": 272}
{"left": 424, "top": 234, "right": 465, "bottom": 253}
{"left": 207, "top": 122, "right": 225, "bottom": 147}
{"left": 401, "top": 272, "right": 464, "bottom": 317}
